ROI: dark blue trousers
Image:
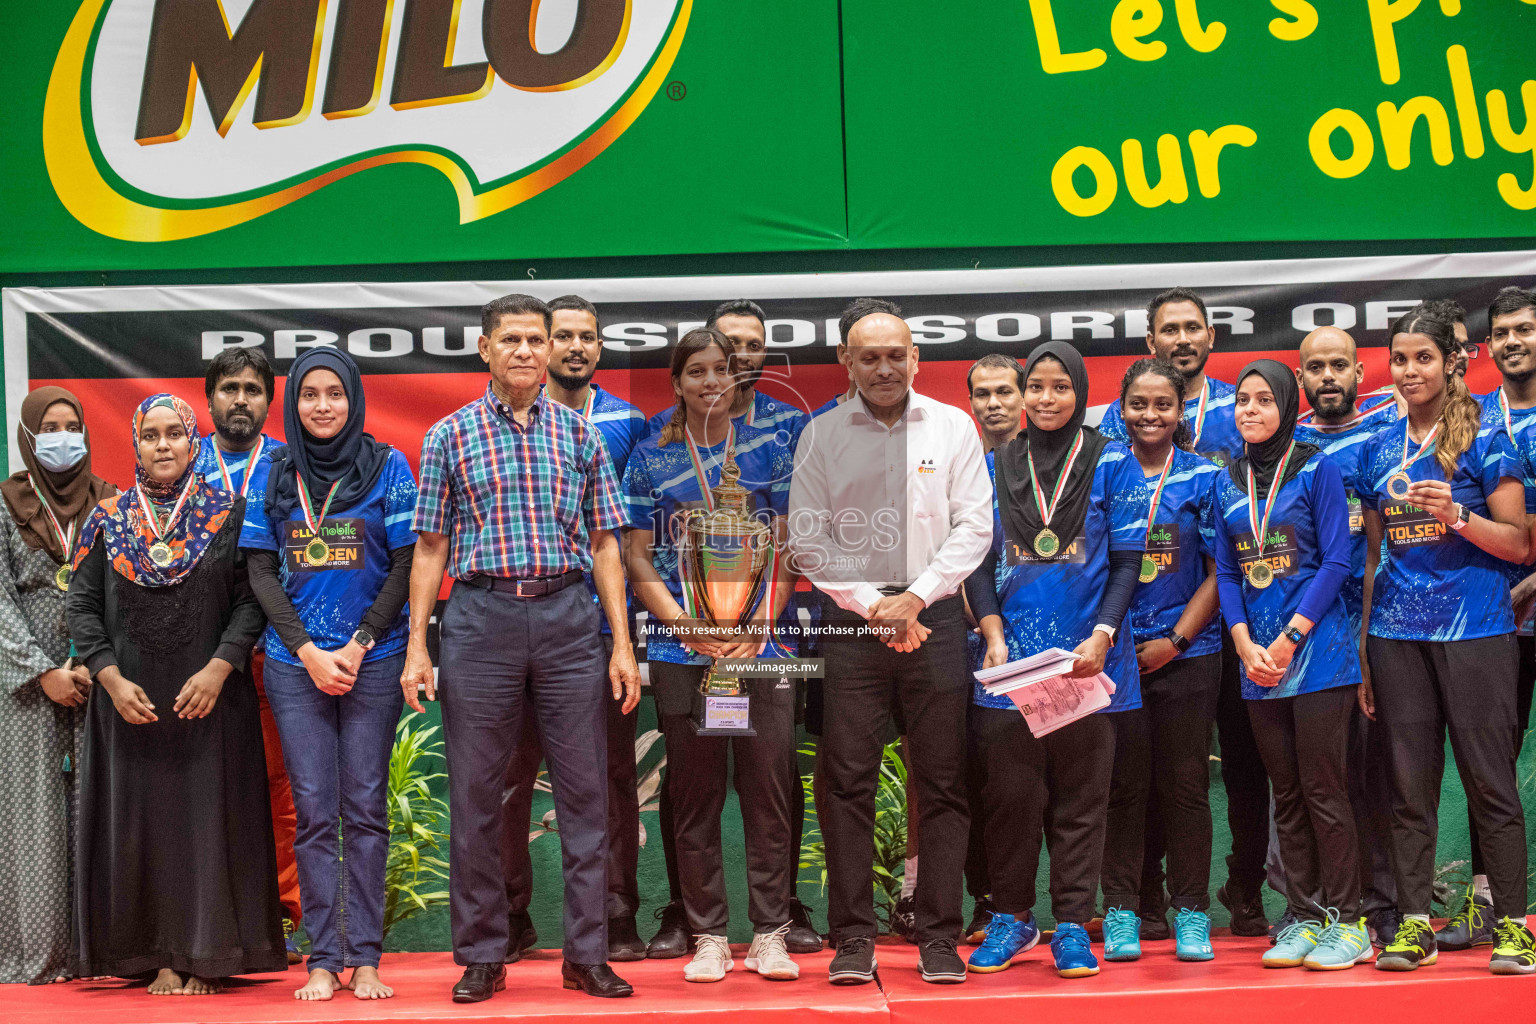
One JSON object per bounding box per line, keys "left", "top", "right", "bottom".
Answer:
{"left": 439, "top": 582, "right": 609, "bottom": 965}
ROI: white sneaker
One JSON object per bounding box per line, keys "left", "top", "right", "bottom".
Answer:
{"left": 744, "top": 924, "right": 800, "bottom": 980}
{"left": 684, "top": 934, "right": 733, "bottom": 983}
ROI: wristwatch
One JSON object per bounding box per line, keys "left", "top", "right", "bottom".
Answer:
{"left": 1092, "top": 623, "right": 1117, "bottom": 646}
{"left": 1166, "top": 630, "right": 1191, "bottom": 654}
{"left": 352, "top": 628, "right": 376, "bottom": 651}
{"left": 1282, "top": 625, "right": 1306, "bottom": 646}
{"left": 1450, "top": 502, "right": 1471, "bottom": 532}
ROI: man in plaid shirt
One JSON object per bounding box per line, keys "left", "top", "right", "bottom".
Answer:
{"left": 401, "top": 293, "right": 641, "bottom": 1002}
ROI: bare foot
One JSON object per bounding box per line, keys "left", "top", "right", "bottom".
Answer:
{"left": 295, "top": 968, "right": 342, "bottom": 1001}
{"left": 180, "top": 975, "right": 223, "bottom": 995}
{"left": 349, "top": 966, "right": 394, "bottom": 999}
{"left": 147, "top": 969, "right": 184, "bottom": 995}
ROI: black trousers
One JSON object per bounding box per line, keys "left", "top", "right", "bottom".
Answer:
{"left": 1346, "top": 705, "right": 1398, "bottom": 915}
{"left": 976, "top": 704, "right": 1115, "bottom": 924}
{"left": 964, "top": 700, "right": 991, "bottom": 900}
{"left": 500, "top": 634, "right": 641, "bottom": 921}
{"left": 1366, "top": 633, "right": 1529, "bottom": 919}
{"left": 1468, "top": 632, "right": 1536, "bottom": 877}
{"left": 1247, "top": 685, "right": 1360, "bottom": 920}
{"left": 1102, "top": 653, "right": 1221, "bottom": 912}
{"left": 1215, "top": 633, "right": 1272, "bottom": 896}
{"left": 650, "top": 662, "right": 799, "bottom": 934}
{"left": 439, "top": 583, "right": 610, "bottom": 965}
{"left": 820, "top": 597, "right": 970, "bottom": 944}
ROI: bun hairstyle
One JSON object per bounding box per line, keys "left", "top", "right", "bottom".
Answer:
{"left": 1119, "top": 357, "right": 1193, "bottom": 451}
{"left": 658, "top": 327, "right": 736, "bottom": 447}
{"left": 1389, "top": 304, "right": 1480, "bottom": 476}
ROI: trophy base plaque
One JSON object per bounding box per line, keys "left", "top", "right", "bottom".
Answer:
{"left": 689, "top": 669, "right": 756, "bottom": 737}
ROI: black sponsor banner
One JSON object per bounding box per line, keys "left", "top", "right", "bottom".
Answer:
{"left": 22, "top": 274, "right": 1534, "bottom": 380}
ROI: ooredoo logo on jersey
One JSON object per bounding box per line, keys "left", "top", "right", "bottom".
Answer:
{"left": 43, "top": 0, "right": 691, "bottom": 241}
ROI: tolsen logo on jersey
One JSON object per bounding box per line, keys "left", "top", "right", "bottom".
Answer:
{"left": 44, "top": 0, "right": 691, "bottom": 241}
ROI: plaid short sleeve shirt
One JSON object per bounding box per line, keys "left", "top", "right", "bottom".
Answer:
{"left": 414, "top": 384, "right": 626, "bottom": 579}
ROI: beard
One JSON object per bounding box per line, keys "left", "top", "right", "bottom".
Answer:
{"left": 1305, "top": 382, "right": 1358, "bottom": 420}
{"left": 547, "top": 366, "right": 595, "bottom": 391}
{"left": 1169, "top": 346, "right": 1210, "bottom": 378}
{"left": 215, "top": 410, "right": 261, "bottom": 445}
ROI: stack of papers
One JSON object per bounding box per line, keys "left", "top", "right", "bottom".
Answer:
{"left": 977, "top": 648, "right": 1117, "bottom": 738}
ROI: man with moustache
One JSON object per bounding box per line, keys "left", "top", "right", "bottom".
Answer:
{"left": 498, "top": 295, "right": 651, "bottom": 963}
{"left": 404, "top": 293, "right": 640, "bottom": 1001}
{"left": 1293, "top": 326, "right": 1402, "bottom": 949}
{"left": 1097, "top": 289, "right": 1266, "bottom": 940}
{"left": 1096, "top": 287, "right": 1244, "bottom": 467}
{"left": 1442, "top": 286, "right": 1536, "bottom": 952}
{"left": 197, "top": 346, "right": 302, "bottom": 963}
{"left": 788, "top": 298, "right": 992, "bottom": 985}
{"left": 646, "top": 300, "right": 807, "bottom": 444}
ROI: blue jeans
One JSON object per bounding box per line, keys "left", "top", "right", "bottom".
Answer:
{"left": 263, "top": 652, "right": 405, "bottom": 974}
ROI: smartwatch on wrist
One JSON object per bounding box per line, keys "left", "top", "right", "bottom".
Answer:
{"left": 1282, "top": 625, "right": 1305, "bottom": 646}
{"left": 1092, "top": 623, "right": 1117, "bottom": 646}
{"left": 1450, "top": 502, "right": 1471, "bottom": 532}
{"left": 1166, "top": 630, "right": 1191, "bottom": 654}
{"left": 352, "top": 628, "right": 376, "bottom": 651}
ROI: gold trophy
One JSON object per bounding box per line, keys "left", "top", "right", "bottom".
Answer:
{"left": 675, "top": 447, "right": 774, "bottom": 737}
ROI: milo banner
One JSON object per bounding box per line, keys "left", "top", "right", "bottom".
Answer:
{"left": 3, "top": 2, "right": 1533, "bottom": 273}
{"left": 6, "top": 249, "right": 1535, "bottom": 484}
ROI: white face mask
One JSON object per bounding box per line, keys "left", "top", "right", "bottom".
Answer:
{"left": 26, "top": 426, "right": 88, "bottom": 473}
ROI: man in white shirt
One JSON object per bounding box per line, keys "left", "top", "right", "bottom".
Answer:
{"left": 788, "top": 299, "right": 992, "bottom": 986}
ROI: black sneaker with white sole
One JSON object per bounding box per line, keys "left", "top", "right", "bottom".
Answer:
{"left": 919, "top": 938, "right": 967, "bottom": 984}
{"left": 828, "top": 936, "right": 877, "bottom": 985}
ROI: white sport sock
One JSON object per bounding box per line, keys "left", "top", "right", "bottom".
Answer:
{"left": 1405, "top": 913, "right": 1431, "bottom": 924}
{"left": 901, "top": 856, "right": 918, "bottom": 899}
{"left": 1473, "top": 874, "right": 1492, "bottom": 902}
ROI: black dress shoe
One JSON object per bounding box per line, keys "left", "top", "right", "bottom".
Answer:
{"left": 452, "top": 963, "right": 506, "bottom": 1003}
{"left": 786, "top": 897, "right": 824, "bottom": 953}
{"left": 1217, "top": 883, "right": 1270, "bottom": 938}
{"left": 562, "top": 961, "right": 633, "bottom": 998}
{"left": 646, "top": 900, "right": 691, "bottom": 959}
{"left": 607, "top": 915, "right": 647, "bottom": 961}
{"left": 505, "top": 909, "right": 539, "bottom": 963}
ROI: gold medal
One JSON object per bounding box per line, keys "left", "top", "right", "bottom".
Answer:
{"left": 1386, "top": 471, "right": 1412, "bottom": 502}
{"left": 54, "top": 563, "right": 71, "bottom": 591}
{"left": 1140, "top": 448, "right": 1175, "bottom": 585}
{"left": 1138, "top": 554, "right": 1159, "bottom": 583}
{"left": 1247, "top": 560, "right": 1274, "bottom": 589}
{"left": 1387, "top": 422, "right": 1439, "bottom": 505}
{"left": 1025, "top": 431, "right": 1084, "bottom": 563}
{"left": 149, "top": 541, "right": 174, "bottom": 567}
{"left": 305, "top": 537, "right": 330, "bottom": 567}
{"left": 1033, "top": 528, "right": 1060, "bottom": 558}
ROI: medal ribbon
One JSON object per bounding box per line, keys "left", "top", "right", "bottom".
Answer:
{"left": 1190, "top": 379, "right": 1210, "bottom": 447}
{"left": 1026, "top": 429, "right": 1085, "bottom": 534}
{"left": 1245, "top": 438, "right": 1297, "bottom": 561}
{"left": 684, "top": 422, "right": 735, "bottom": 513}
{"left": 135, "top": 475, "right": 195, "bottom": 544}
{"left": 581, "top": 387, "right": 597, "bottom": 422}
{"left": 212, "top": 436, "right": 264, "bottom": 498}
{"left": 295, "top": 473, "right": 341, "bottom": 540}
{"left": 1394, "top": 421, "right": 1440, "bottom": 484}
{"left": 28, "top": 477, "right": 75, "bottom": 560}
{"left": 1143, "top": 447, "right": 1176, "bottom": 549}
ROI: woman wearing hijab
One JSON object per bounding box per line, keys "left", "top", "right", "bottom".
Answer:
{"left": 1358, "top": 306, "right": 1536, "bottom": 974}
{"left": 1210, "top": 361, "right": 1364, "bottom": 970}
{"left": 240, "top": 348, "right": 417, "bottom": 1001}
{"left": 963, "top": 342, "right": 1149, "bottom": 979}
{"left": 0, "top": 388, "right": 116, "bottom": 984}
{"left": 66, "top": 394, "right": 281, "bottom": 995}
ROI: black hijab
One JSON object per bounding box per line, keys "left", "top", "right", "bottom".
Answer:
{"left": 1228, "top": 359, "right": 1320, "bottom": 498}
{"left": 994, "top": 342, "right": 1109, "bottom": 556}
{"left": 266, "top": 347, "right": 392, "bottom": 523}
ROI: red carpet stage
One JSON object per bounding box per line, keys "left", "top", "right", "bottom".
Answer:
{"left": 5, "top": 938, "right": 1530, "bottom": 1024}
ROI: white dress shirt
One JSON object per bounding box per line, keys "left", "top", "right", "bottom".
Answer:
{"left": 788, "top": 389, "right": 993, "bottom": 619}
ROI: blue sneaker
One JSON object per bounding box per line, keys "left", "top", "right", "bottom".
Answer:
{"left": 1102, "top": 908, "right": 1141, "bottom": 961}
{"left": 1263, "top": 917, "right": 1323, "bottom": 968}
{"left": 1174, "top": 908, "right": 1215, "bottom": 961}
{"left": 1051, "top": 922, "right": 1100, "bottom": 978}
{"left": 966, "top": 911, "right": 1040, "bottom": 973}
{"left": 1303, "top": 909, "right": 1372, "bottom": 971}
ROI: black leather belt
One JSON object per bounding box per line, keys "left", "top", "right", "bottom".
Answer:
{"left": 462, "top": 569, "right": 583, "bottom": 598}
